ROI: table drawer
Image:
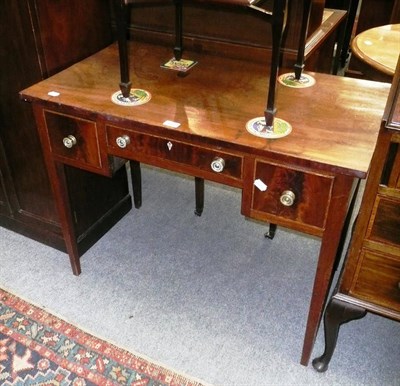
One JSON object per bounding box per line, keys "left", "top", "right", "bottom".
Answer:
{"left": 246, "top": 160, "right": 333, "bottom": 233}
{"left": 44, "top": 110, "right": 101, "bottom": 170}
{"left": 350, "top": 249, "right": 400, "bottom": 313}
{"left": 106, "top": 125, "right": 243, "bottom": 182}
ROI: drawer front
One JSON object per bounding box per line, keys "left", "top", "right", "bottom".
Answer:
{"left": 106, "top": 125, "right": 242, "bottom": 181}
{"left": 248, "top": 160, "right": 333, "bottom": 231}
{"left": 350, "top": 249, "right": 400, "bottom": 313}
{"left": 44, "top": 110, "right": 101, "bottom": 169}
{"left": 368, "top": 195, "right": 400, "bottom": 246}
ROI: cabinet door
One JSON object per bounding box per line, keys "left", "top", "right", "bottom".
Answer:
{"left": 0, "top": 1, "right": 59, "bottom": 227}
{"left": 0, "top": 140, "right": 12, "bottom": 217}
{"left": 32, "top": 0, "right": 113, "bottom": 76}
{"left": 0, "top": 1, "right": 130, "bottom": 251}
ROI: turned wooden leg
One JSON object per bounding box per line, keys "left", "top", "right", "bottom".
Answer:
{"left": 129, "top": 160, "right": 142, "bottom": 209}
{"left": 194, "top": 177, "right": 204, "bottom": 216}
{"left": 312, "top": 297, "right": 367, "bottom": 372}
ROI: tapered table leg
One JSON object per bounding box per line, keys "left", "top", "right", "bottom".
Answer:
{"left": 130, "top": 160, "right": 142, "bottom": 209}
{"left": 300, "top": 175, "right": 355, "bottom": 366}
{"left": 264, "top": 223, "right": 277, "bottom": 239}
{"left": 294, "top": 0, "right": 312, "bottom": 80}
{"left": 263, "top": 0, "right": 288, "bottom": 128}
{"left": 174, "top": 0, "right": 183, "bottom": 60}
{"left": 194, "top": 177, "right": 205, "bottom": 216}
{"left": 113, "top": 0, "right": 132, "bottom": 98}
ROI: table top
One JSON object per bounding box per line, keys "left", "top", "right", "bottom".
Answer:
{"left": 21, "top": 41, "right": 390, "bottom": 178}
{"left": 351, "top": 24, "right": 400, "bottom": 76}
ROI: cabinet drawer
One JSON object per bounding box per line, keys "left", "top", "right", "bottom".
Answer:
{"left": 350, "top": 249, "right": 400, "bottom": 313}
{"left": 367, "top": 196, "right": 400, "bottom": 246}
{"left": 246, "top": 160, "right": 333, "bottom": 232}
{"left": 44, "top": 110, "right": 101, "bottom": 169}
{"left": 106, "top": 125, "right": 243, "bottom": 182}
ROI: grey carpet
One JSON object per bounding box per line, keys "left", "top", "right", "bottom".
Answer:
{"left": 0, "top": 165, "right": 398, "bottom": 385}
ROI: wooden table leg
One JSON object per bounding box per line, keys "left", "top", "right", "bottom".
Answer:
{"left": 130, "top": 160, "right": 142, "bottom": 209}
{"left": 294, "top": 0, "right": 312, "bottom": 80}
{"left": 174, "top": 0, "right": 183, "bottom": 61}
{"left": 194, "top": 177, "right": 205, "bottom": 216}
{"left": 113, "top": 0, "right": 132, "bottom": 98}
{"left": 300, "top": 175, "right": 355, "bottom": 365}
{"left": 32, "top": 105, "right": 81, "bottom": 275}
{"left": 53, "top": 162, "right": 82, "bottom": 275}
{"left": 263, "top": 0, "right": 288, "bottom": 128}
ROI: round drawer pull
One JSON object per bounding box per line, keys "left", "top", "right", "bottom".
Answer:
{"left": 280, "top": 190, "right": 295, "bottom": 207}
{"left": 63, "top": 135, "right": 77, "bottom": 149}
{"left": 211, "top": 157, "right": 225, "bottom": 173}
{"left": 116, "top": 135, "right": 130, "bottom": 148}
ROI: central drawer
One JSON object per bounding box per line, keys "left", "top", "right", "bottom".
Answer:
{"left": 106, "top": 124, "right": 243, "bottom": 185}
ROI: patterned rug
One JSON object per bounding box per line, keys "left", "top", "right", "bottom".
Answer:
{"left": 0, "top": 287, "right": 208, "bottom": 386}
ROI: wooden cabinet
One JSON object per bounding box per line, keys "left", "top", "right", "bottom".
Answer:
{"left": 0, "top": 1, "right": 131, "bottom": 252}
{"left": 312, "top": 58, "right": 400, "bottom": 372}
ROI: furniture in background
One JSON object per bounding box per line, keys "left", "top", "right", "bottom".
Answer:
{"left": 325, "top": 0, "right": 360, "bottom": 67}
{"left": 0, "top": 1, "right": 131, "bottom": 253}
{"left": 123, "top": 0, "right": 346, "bottom": 74}
{"left": 312, "top": 57, "right": 400, "bottom": 372}
{"left": 346, "top": 0, "right": 400, "bottom": 79}
{"left": 353, "top": 0, "right": 400, "bottom": 36}
{"left": 350, "top": 24, "right": 400, "bottom": 82}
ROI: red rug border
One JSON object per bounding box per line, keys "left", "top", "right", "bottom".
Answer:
{"left": 0, "top": 286, "right": 211, "bottom": 386}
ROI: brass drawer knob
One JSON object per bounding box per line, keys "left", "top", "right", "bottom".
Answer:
{"left": 280, "top": 190, "right": 295, "bottom": 207}
{"left": 63, "top": 135, "right": 77, "bottom": 149}
{"left": 116, "top": 135, "right": 130, "bottom": 148}
{"left": 211, "top": 157, "right": 225, "bottom": 173}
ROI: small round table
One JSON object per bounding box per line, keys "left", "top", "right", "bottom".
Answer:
{"left": 351, "top": 23, "right": 400, "bottom": 81}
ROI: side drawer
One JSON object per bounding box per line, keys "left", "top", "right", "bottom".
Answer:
{"left": 367, "top": 195, "right": 400, "bottom": 246}
{"left": 244, "top": 159, "right": 333, "bottom": 234}
{"left": 106, "top": 125, "right": 243, "bottom": 183}
{"left": 350, "top": 249, "right": 400, "bottom": 313}
{"left": 44, "top": 110, "right": 102, "bottom": 170}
